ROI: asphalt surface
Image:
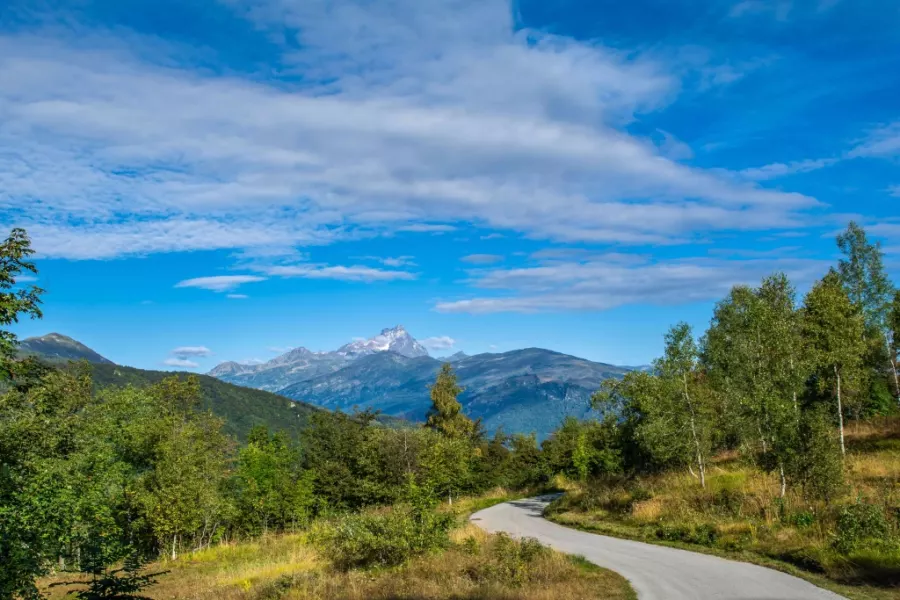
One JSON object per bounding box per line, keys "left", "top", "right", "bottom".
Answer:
{"left": 471, "top": 496, "right": 846, "bottom": 600}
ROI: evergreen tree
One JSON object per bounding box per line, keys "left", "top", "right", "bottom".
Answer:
{"left": 426, "top": 363, "right": 477, "bottom": 440}
{"left": 802, "top": 270, "right": 866, "bottom": 457}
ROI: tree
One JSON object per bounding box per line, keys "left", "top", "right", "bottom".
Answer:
{"left": 233, "top": 426, "right": 313, "bottom": 535}
{"left": 889, "top": 290, "right": 900, "bottom": 403}
{"left": 837, "top": 222, "right": 897, "bottom": 412}
{"left": 598, "top": 323, "right": 714, "bottom": 486}
{"left": 426, "top": 363, "right": 477, "bottom": 440}
{"left": 837, "top": 221, "right": 893, "bottom": 331}
{"left": 0, "top": 228, "right": 43, "bottom": 379}
{"left": 802, "top": 270, "right": 866, "bottom": 457}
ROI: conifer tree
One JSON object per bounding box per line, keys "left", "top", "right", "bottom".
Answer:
{"left": 426, "top": 363, "right": 477, "bottom": 440}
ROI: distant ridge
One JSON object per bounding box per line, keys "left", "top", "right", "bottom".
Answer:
{"left": 18, "top": 333, "right": 113, "bottom": 365}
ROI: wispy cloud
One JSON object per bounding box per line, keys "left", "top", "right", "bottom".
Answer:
{"left": 888, "top": 185, "right": 900, "bottom": 198}
{"left": 435, "top": 255, "right": 829, "bottom": 314}
{"left": 740, "top": 158, "right": 838, "bottom": 181}
{"left": 264, "top": 264, "right": 415, "bottom": 282}
{"left": 848, "top": 122, "right": 900, "bottom": 158}
{"left": 1, "top": 1, "right": 822, "bottom": 260}
{"left": 227, "top": 293, "right": 248, "bottom": 299}
{"left": 421, "top": 336, "right": 456, "bottom": 351}
{"left": 175, "top": 275, "right": 266, "bottom": 292}
{"left": 170, "top": 346, "right": 213, "bottom": 359}
{"left": 163, "top": 357, "right": 200, "bottom": 369}
{"left": 461, "top": 254, "right": 504, "bottom": 265}
{"left": 740, "top": 122, "right": 900, "bottom": 182}
{"left": 268, "top": 346, "right": 293, "bottom": 353}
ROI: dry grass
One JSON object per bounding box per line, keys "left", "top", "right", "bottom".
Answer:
{"left": 546, "top": 416, "right": 900, "bottom": 600}
{"left": 39, "top": 499, "right": 635, "bottom": 600}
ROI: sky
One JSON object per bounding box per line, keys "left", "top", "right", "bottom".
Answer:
{"left": 3, "top": 0, "right": 899, "bottom": 371}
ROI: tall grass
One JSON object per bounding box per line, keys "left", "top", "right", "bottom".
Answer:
{"left": 546, "top": 416, "right": 900, "bottom": 595}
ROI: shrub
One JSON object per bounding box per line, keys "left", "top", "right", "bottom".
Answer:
{"left": 312, "top": 505, "right": 453, "bottom": 570}
{"left": 834, "top": 503, "right": 891, "bottom": 554}
{"left": 468, "top": 534, "right": 549, "bottom": 587}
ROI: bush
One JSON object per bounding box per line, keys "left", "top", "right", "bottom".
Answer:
{"left": 467, "top": 534, "right": 549, "bottom": 587}
{"left": 312, "top": 505, "right": 453, "bottom": 570}
{"left": 834, "top": 503, "right": 891, "bottom": 554}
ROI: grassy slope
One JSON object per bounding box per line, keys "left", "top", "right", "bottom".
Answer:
{"left": 41, "top": 492, "right": 636, "bottom": 600}
{"left": 90, "top": 364, "right": 322, "bottom": 442}
{"left": 545, "top": 417, "right": 900, "bottom": 600}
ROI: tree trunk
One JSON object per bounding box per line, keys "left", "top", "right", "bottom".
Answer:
{"left": 890, "top": 355, "right": 900, "bottom": 405}
{"left": 779, "top": 463, "right": 787, "bottom": 498}
{"left": 835, "top": 365, "right": 846, "bottom": 457}
{"left": 683, "top": 374, "right": 706, "bottom": 488}
{"left": 172, "top": 534, "right": 178, "bottom": 560}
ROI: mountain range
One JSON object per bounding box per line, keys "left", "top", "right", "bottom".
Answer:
{"left": 210, "top": 326, "right": 630, "bottom": 439}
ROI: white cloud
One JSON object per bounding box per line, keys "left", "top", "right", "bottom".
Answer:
{"left": 174, "top": 275, "right": 266, "bottom": 292}
{"left": 16, "top": 274, "right": 38, "bottom": 283}
{"left": 422, "top": 336, "right": 456, "bottom": 350}
{"left": 163, "top": 357, "right": 199, "bottom": 369}
{"left": 0, "top": 2, "right": 821, "bottom": 260}
{"left": 461, "top": 254, "right": 504, "bottom": 264}
{"left": 171, "top": 346, "right": 213, "bottom": 358}
{"left": 848, "top": 122, "right": 900, "bottom": 158}
{"left": 397, "top": 224, "right": 457, "bottom": 233}
{"left": 888, "top": 185, "right": 900, "bottom": 197}
{"left": 435, "top": 255, "right": 829, "bottom": 313}
{"left": 227, "top": 293, "right": 248, "bottom": 299}
{"left": 268, "top": 346, "right": 293, "bottom": 353}
{"left": 739, "top": 158, "right": 838, "bottom": 181}
{"left": 357, "top": 255, "right": 417, "bottom": 267}
{"left": 264, "top": 264, "right": 415, "bottom": 282}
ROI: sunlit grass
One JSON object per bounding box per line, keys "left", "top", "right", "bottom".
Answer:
{"left": 546, "top": 416, "right": 900, "bottom": 600}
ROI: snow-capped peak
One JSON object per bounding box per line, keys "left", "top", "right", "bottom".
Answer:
{"left": 337, "top": 325, "right": 429, "bottom": 358}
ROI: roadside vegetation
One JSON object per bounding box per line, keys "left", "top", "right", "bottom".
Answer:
{"left": 542, "top": 223, "right": 900, "bottom": 598}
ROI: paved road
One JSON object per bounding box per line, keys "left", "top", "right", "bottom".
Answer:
{"left": 471, "top": 496, "right": 845, "bottom": 600}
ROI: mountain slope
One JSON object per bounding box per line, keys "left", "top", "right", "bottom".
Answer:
{"left": 15, "top": 334, "right": 324, "bottom": 441}
{"left": 18, "top": 333, "right": 113, "bottom": 364}
{"left": 278, "top": 348, "right": 630, "bottom": 439}
{"left": 90, "top": 363, "right": 321, "bottom": 441}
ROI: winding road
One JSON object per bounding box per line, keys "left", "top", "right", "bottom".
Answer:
{"left": 471, "top": 496, "right": 845, "bottom": 600}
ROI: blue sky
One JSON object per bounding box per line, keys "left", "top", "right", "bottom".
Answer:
{"left": 4, "top": 0, "right": 899, "bottom": 370}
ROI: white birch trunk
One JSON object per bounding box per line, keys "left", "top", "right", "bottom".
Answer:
{"left": 683, "top": 374, "right": 706, "bottom": 488}
{"left": 835, "top": 365, "right": 846, "bottom": 457}
{"left": 779, "top": 463, "right": 787, "bottom": 498}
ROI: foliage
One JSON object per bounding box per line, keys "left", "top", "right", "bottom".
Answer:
{"left": 53, "top": 555, "right": 167, "bottom": 600}
{"left": 312, "top": 505, "right": 454, "bottom": 570}
{"left": 834, "top": 503, "right": 894, "bottom": 554}
{"left": 0, "top": 228, "right": 44, "bottom": 377}
{"left": 426, "top": 363, "right": 479, "bottom": 440}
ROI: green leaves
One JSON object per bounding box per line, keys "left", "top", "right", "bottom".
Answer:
{"left": 0, "top": 228, "right": 43, "bottom": 379}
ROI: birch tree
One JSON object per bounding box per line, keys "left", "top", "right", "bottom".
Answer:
{"left": 889, "top": 290, "right": 900, "bottom": 403}
{"left": 600, "top": 323, "right": 713, "bottom": 486}
{"left": 802, "top": 270, "right": 866, "bottom": 457}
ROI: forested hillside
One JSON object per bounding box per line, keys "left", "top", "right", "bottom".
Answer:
{"left": 91, "top": 363, "right": 321, "bottom": 441}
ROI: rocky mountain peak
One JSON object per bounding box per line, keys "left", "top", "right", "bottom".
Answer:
{"left": 337, "top": 325, "right": 429, "bottom": 358}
